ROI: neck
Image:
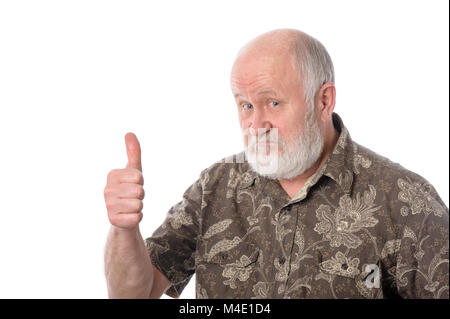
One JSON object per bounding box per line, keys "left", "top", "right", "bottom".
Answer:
{"left": 278, "top": 123, "right": 338, "bottom": 199}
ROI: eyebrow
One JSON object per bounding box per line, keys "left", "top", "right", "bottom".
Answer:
{"left": 233, "top": 89, "right": 278, "bottom": 99}
{"left": 257, "top": 89, "right": 277, "bottom": 96}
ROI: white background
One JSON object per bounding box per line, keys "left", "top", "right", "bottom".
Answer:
{"left": 0, "top": 0, "right": 448, "bottom": 299}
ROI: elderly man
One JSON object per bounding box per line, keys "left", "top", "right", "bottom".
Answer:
{"left": 103, "top": 29, "right": 449, "bottom": 299}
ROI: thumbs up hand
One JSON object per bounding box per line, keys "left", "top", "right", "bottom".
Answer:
{"left": 104, "top": 133, "right": 145, "bottom": 230}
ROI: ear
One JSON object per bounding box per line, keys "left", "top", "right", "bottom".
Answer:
{"left": 316, "top": 82, "right": 336, "bottom": 122}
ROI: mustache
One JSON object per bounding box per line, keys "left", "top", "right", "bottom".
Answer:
{"left": 242, "top": 128, "right": 280, "bottom": 149}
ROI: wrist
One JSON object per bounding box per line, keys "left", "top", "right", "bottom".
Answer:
{"left": 110, "top": 224, "right": 140, "bottom": 238}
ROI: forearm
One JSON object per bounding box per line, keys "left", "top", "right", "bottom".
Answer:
{"left": 104, "top": 225, "right": 153, "bottom": 298}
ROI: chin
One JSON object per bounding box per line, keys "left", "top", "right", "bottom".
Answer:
{"left": 245, "top": 149, "right": 283, "bottom": 179}
{"left": 245, "top": 143, "right": 322, "bottom": 180}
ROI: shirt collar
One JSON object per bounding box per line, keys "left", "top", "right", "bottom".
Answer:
{"left": 321, "top": 112, "right": 356, "bottom": 194}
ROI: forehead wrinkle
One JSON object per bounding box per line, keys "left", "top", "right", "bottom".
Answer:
{"left": 257, "top": 89, "right": 278, "bottom": 96}
{"left": 231, "top": 73, "right": 277, "bottom": 97}
{"left": 233, "top": 90, "right": 278, "bottom": 100}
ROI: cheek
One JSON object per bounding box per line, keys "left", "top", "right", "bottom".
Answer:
{"left": 238, "top": 115, "right": 244, "bottom": 127}
{"left": 239, "top": 115, "right": 254, "bottom": 134}
{"left": 237, "top": 111, "right": 246, "bottom": 127}
{"left": 278, "top": 122, "right": 303, "bottom": 143}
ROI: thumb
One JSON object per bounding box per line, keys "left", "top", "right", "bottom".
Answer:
{"left": 125, "top": 132, "right": 142, "bottom": 171}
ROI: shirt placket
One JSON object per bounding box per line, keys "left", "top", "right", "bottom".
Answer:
{"left": 275, "top": 203, "right": 301, "bottom": 298}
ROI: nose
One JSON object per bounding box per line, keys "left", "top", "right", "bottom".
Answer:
{"left": 248, "top": 109, "right": 272, "bottom": 136}
{"left": 242, "top": 109, "right": 273, "bottom": 149}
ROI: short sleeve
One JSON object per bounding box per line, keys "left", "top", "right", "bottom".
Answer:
{"left": 144, "top": 171, "right": 204, "bottom": 298}
{"left": 395, "top": 177, "right": 449, "bottom": 299}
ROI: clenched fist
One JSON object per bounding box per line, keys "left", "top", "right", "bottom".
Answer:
{"left": 104, "top": 133, "right": 145, "bottom": 229}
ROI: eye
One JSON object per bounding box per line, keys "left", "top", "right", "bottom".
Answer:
{"left": 270, "top": 101, "right": 279, "bottom": 107}
{"left": 242, "top": 103, "right": 253, "bottom": 110}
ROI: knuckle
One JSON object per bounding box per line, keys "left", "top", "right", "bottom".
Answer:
{"left": 133, "top": 199, "right": 143, "bottom": 212}
{"left": 129, "top": 169, "right": 143, "bottom": 184}
{"left": 136, "top": 185, "right": 145, "bottom": 199}
{"left": 107, "top": 169, "right": 119, "bottom": 181}
{"left": 129, "top": 212, "right": 143, "bottom": 225}
{"left": 133, "top": 170, "right": 143, "bottom": 183}
{"left": 124, "top": 169, "right": 139, "bottom": 183}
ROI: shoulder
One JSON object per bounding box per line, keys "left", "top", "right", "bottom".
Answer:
{"left": 352, "top": 141, "right": 448, "bottom": 217}
{"left": 355, "top": 141, "right": 434, "bottom": 187}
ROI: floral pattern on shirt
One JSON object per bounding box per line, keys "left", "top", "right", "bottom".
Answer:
{"left": 145, "top": 113, "right": 449, "bottom": 299}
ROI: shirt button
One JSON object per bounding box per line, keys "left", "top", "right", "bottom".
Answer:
{"left": 341, "top": 263, "right": 348, "bottom": 270}
{"left": 279, "top": 257, "right": 286, "bottom": 265}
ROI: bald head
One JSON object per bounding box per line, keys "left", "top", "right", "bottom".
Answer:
{"left": 235, "top": 29, "right": 304, "bottom": 60}
{"left": 232, "top": 28, "right": 335, "bottom": 109}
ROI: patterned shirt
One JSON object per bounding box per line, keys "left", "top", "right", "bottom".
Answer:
{"left": 145, "top": 113, "right": 449, "bottom": 299}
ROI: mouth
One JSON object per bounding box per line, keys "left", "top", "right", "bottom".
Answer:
{"left": 249, "top": 141, "right": 278, "bottom": 147}
{"left": 248, "top": 142, "right": 281, "bottom": 153}
{"left": 254, "top": 142, "right": 276, "bottom": 146}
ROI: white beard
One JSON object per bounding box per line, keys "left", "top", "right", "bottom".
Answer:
{"left": 244, "top": 107, "right": 324, "bottom": 180}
